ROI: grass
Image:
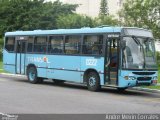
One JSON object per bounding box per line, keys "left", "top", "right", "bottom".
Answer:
{"left": 145, "top": 86, "right": 160, "bottom": 89}
{"left": 158, "top": 65, "right": 160, "bottom": 83}
{"left": 143, "top": 65, "right": 160, "bottom": 90}
{"left": 0, "top": 60, "right": 5, "bottom": 73}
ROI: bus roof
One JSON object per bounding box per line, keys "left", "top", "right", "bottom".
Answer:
{"left": 5, "top": 27, "right": 122, "bottom": 36}
{"left": 5, "top": 27, "right": 151, "bottom": 36}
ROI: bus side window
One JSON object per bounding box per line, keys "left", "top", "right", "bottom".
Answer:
{"left": 34, "top": 36, "right": 47, "bottom": 53}
{"left": 82, "top": 35, "right": 103, "bottom": 55}
{"left": 5, "top": 37, "right": 15, "bottom": 52}
{"left": 27, "top": 37, "right": 34, "bottom": 53}
{"left": 65, "top": 35, "right": 81, "bottom": 54}
{"left": 48, "top": 36, "right": 64, "bottom": 54}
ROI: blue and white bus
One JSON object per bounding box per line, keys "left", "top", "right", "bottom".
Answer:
{"left": 3, "top": 26, "right": 158, "bottom": 91}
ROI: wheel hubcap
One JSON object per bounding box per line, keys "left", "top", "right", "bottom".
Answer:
{"left": 89, "top": 77, "right": 96, "bottom": 87}
{"left": 29, "top": 70, "right": 35, "bottom": 81}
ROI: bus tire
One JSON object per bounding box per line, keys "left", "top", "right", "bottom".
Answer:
{"left": 87, "top": 72, "right": 101, "bottom": 92}
{"left": 27, "top": 66, "right": 42, "bottom": 84}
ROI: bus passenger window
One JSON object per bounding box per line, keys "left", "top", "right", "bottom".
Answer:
{"left": 48, "top": 36, "right": 64, "bottom": 54}
{"left": 27, "top": 37, "right": 34, "bottom": 52}
{"left": 34, "top": 36, "right": 47, "bottom": 53}
{"left": 65, "top": 35, "right": 81, "bottom": 54}
{"left": 5, "top": 37, "right": 15, "bottom": 52}
{"left": 82, "top": 35, "right": 103, "bottom": 55}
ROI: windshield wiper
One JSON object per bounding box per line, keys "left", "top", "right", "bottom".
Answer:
{"left": 132, "top": 36, "right": 140, "bottom": 45}
{"left": 132, "top": 36, "right": 143, "bottom": 51}
{"left": 132, "top": 36, "right": 143, "bottom": 46}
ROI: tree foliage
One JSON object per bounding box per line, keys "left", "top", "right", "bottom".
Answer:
{"left": 157, "top": 52, "right": 160, "bottom": 63}
{"left": 95, "top": 15, "right": 119, "bottom": 26}
{"left": 0, "top": 0, "right": 78, "bottom": 37}
{"left": 98, "top": 0, "right": 119, "bottom": 26}
{"left": 56, "top": 14, "right": 95, "bottom": 29}
{"left": 119, "top": 0, "right": 160, "bottom": 39}
{"left": 99, "top": 0, "right": 109, "bottom": 16}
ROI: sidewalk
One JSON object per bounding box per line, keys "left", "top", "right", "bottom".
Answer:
{"left": 0, "top": 73, "right": 26, "bottom": 77}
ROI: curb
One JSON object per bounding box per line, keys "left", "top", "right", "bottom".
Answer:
{"left": 0, "top": 73, "right": 26, "bottom": 78}
{"left": 131, "top": 87, "right": 160, "bottom": 93}
{"left": 0, "top": 73, "right": 160, "bottom": 93}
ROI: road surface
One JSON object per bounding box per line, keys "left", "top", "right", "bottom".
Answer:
{"left": 0, "top": 74, "right": 160, "bottom": 114}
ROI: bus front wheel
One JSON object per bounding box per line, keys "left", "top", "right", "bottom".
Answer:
{"left": 87, "top": 72, "right": 101, "bottom": 92}
{"left": 27, "top": 66, "right": 43, "bottom": 84}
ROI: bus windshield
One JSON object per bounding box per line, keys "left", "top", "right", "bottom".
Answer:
{"left": 122, "top": 36, "right": 157, "bottom": 69}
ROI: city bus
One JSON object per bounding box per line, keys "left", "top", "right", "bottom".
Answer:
{"left": 3, "top": 26, "right": 158, "bottom": 91}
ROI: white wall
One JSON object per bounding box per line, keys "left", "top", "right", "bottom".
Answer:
{"left": 155, "top": 41, "right": 160, "bottom": 52}
{"left": 62, "top": 0, "right": 100, "bottom": 18}
{"left": 45, "top": 0, "right": 124, "bottom": 18}
{"left": 108, "top": 0, "right": 123, "bottom": 18}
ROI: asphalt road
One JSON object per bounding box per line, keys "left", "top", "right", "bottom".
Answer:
{"left": 0, "top": 74, "right": 160, "bottom": 114}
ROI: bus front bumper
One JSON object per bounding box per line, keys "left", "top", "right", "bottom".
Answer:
{"left": 118, "top": 70, "right": 158, "bottom": 88}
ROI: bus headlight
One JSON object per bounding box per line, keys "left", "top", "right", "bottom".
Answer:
{"left": 128, "top": 76, "right": 136, "bottom": 80}
{"left": 124, "top": 76, "right": 136, "bottom": 80}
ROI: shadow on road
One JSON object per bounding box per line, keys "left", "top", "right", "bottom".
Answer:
{"left": 6, "top": 77, "right": 160, "bottom": 99}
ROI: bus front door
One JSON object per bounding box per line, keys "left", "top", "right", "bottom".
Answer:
{"left": 16, "top": 40, "right": 27, "bottom": 74}
{"left": 105, "top": 37, "right": 119, "bottom": 86}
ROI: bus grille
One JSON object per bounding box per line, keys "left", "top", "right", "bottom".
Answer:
{"left": 133, "top": 72, "right": 155, "bottom": 75}
{"left": 137, "top": 77, "right": 152, "bottom": 81}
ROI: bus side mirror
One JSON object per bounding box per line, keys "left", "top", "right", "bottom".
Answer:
{"left": 121, "top": 40, "right": 126, "bottom": 49}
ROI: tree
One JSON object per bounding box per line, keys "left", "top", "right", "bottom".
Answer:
{"left": 119, "top": 0, "right": 160, "bottom": 39}
{"left": 98, "top": 0, "right": 119, "bottom": 26}
{"left": 99, "top": 0, "right": 109, "bottom": 16}
{"left": 0, "top": 0, "right": 78, "bottom": 37}
{"left": 0, "top": 38, "right": 3, "bottom": 60}
{"left": 95, "top": 15, "right": 119, "bottom": 26}
{"left": 56, "top": 14, "right": 95, "bottom": 29}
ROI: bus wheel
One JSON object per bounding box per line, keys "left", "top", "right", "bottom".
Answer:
{"left": 27, "top": 66, "right": 42, "bottom": 84}
{"left": 52, "top": 79, "right": 65, "bottom": 84}
{"left": 87, "top": 72, "right": 101, "bottom": 92}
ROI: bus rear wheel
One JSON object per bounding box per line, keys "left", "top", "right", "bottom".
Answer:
{"left": 87, "top": 72, "right": 101, "bottom": 92}
{"left": 27, "top": 66, "right": 43, "bottom": 84}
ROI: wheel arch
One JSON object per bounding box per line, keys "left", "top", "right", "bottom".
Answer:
{"left": 83, "top": 68, "right": 100, "bottom": 83}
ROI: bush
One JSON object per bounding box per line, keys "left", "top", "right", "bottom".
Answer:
{"left": 157, "top": 52, "right": 160, "bottom": 65}
{"left": 0, "top": 38, "right": 3, "bottom": 61}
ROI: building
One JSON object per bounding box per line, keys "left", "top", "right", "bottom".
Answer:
{"left": 45, "top": 0, "right": 124, "bottom": 18}
{"left": 155, "top": 41, "right": 160, "bottom": 52}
